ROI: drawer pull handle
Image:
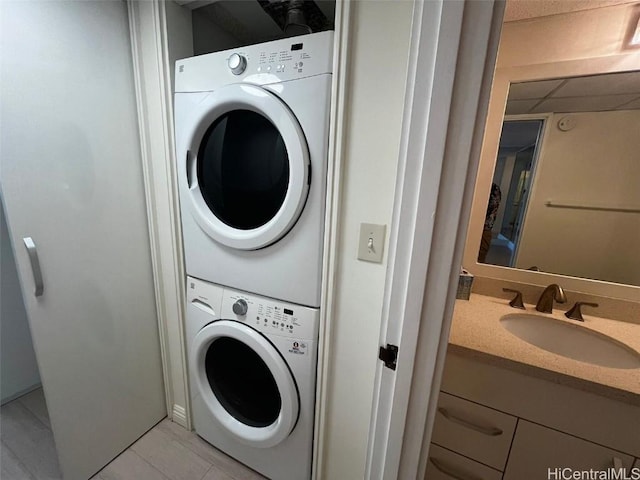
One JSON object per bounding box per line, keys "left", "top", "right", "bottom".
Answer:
{"left": 429, "top": 457, "right": 484, "bottom": 480}
{"left": 437, "top": 407, "right": 503, "bottom": 436}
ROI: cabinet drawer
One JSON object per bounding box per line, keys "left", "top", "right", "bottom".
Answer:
{"left": 504, "top": 420, "right": 635, "bottom": 479}
{"left": 432, "top": 392, "right": 517, "bottom": 470}
{"left": 426, "top": 444, "right": 503, "bottom": 480}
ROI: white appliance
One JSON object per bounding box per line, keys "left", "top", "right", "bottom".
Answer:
{"left": 174, "top": 32, "right": 333, "bottom": 308}
{"left": 186, "top": 276, "right": 318, "bottom": 480}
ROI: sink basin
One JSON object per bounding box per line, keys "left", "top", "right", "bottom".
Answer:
{"left": 500, "top": 313, "right": 640, "bottom": 369}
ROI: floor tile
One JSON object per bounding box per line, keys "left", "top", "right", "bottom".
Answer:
{"left": 1, "top": 441, "right": 37, "bottom": 480}
{"left": 156, "top": 420, "right": 266, "bottom": 480}
{"left": 17, "top": 388, "right": 51, "bottom": 429}
{"left": 98, "top": 450, "right": 170, "bottom": 480}
{"left": 201, "top": 464, "right": 237, "bottom": 480}
{"left": 0, "top": 401, "right": 62, "bottom": 479}
{"left": 131, "top": 425, "right": 211, "bottom": 480}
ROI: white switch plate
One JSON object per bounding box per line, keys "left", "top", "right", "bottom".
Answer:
{"left": 358, "top": 223, "right": 386, "bottom": 263}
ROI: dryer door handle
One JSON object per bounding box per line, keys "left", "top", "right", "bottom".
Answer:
{"left": 186, "top": 150, "right": 197, "bottom": 189}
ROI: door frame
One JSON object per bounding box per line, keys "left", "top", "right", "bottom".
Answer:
{"left": 365, "top": 1, "right": 505, "bottom": 478}
{"left": 127, "top": 0, "right": 191, "bottom": 427}
{"left": 125, "top": 0, "right": 353, "bottom": 457}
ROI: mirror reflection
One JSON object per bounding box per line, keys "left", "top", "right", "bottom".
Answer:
{"left": 478, "top": 71, "right": 640, "bottom": 287}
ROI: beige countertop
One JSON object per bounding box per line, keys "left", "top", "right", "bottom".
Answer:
{"left": 448, "top": 294, "right": 640, "bottom": 405}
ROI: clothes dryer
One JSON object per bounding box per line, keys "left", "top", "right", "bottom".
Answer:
{"left": 175, "top": 32, "right": 333, "bottom": 307}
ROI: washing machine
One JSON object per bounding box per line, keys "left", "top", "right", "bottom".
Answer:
{"left": 174, "top": 32, "right": 333, "bottom": 308}
{"left": 185, "top": 276, "right": 319, "bottom": 479}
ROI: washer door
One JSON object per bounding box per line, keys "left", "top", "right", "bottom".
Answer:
{"left": 191, "top": 320, "right": 300, "bottom": 448}
{"left": 181, "top": 83, "right": 310, "bottom": 250}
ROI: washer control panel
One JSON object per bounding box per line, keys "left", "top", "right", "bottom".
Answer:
{"left": 222, "top": 288, "right": 318, "bottom": 341}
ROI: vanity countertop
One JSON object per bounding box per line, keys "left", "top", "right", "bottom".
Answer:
{"left": 448, "top": 294, "right": 640, "bottom": 405}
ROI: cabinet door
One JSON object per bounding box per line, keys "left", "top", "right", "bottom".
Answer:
{"left": 432, "top": 392, "right": 517, "bottom": 470}
{"left": 426, "top": 444, "right": 503, "bottom": 480}
{"left": 0, "top": 2, "right": 166, "bottom": 479}
{"left": 504, "top": 421, "right": 635, "bottom": 479}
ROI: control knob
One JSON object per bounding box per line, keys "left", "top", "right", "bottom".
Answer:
{"left": 227, "top": 53, "right": 247, "bottom": 75}
{"left": 232, "top": 299, "right": 248, "bottom": 316}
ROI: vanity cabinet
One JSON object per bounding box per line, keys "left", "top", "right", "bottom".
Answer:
{"left": 430, "top": 352, "right": 640, "bottom": 478}
{"left": 504, "top": 420, "right": 635, "bottom": 479}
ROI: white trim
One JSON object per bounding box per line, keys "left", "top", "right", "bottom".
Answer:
{"left": 312, "top": 1, "right": 351, "bottom": 479}
{"left": 406, "top": 3, "right": 505, "bottom": 477}
{"left": 365, "top": 1, "right": 464, "bottom": 477}
{"left": 127, "top": 0, "right": 191, "bottom": 428}
{"left": 366, "top": 1, "right": 504, "bottom": 478}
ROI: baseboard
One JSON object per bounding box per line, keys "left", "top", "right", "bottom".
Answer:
{"left": 1, "top": 382, "right": 42, "bottom": 406}
{"left": 171, "top": 404, "right": 188, "bottom": 428}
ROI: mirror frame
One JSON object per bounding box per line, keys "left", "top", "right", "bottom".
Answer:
{"left": 463, "top": 55, "right": 640, "bottom": 301}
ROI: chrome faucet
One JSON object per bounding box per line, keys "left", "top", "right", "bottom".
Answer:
{"left": 535, "top": 284, "right": 567, "bottom": 313}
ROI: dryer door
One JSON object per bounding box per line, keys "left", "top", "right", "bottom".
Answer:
{"left": 180, "top": 83, "right": 310, "bottom": 250}
{"left": 191, "top": 320, "right": 300, "bottom": 448}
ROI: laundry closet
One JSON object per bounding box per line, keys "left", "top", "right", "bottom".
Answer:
{"left": 167, "top": 2, "right": 336, "bottom": 478}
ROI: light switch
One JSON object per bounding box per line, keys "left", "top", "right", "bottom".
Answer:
{"left": 358, "top": 223, "right": 386, "bottom": 263}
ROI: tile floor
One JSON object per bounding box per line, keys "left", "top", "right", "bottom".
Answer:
{"left": 1, "top": 389, "right": 266, "bottom": 480}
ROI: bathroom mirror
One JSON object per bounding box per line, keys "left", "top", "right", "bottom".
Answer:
{"left": 475, "top": 71, "right": 640, "bottom": 287}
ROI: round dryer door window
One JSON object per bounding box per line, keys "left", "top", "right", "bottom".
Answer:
{"left": 191, "top": 320, "right": 300, "bottom": 448}
{"left": 181, "top": 83, "right": 310, "bottom": 250}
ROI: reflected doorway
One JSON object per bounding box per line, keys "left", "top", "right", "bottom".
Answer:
{"left": 484, "top": 119, "right": 544, "bottom": 267}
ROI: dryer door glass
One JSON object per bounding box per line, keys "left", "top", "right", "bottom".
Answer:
{"left": 198, "top": 110, "right": 289, "bottom": 230}
{"left": 205, "top": 336, "right": 281, "bottom": 427}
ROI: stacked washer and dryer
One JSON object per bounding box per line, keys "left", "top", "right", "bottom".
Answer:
{"left": 174, "top": 31, "right": 333, "bottom": 479}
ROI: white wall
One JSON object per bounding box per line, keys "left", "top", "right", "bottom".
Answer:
{"left": 320, "top": 1, "right": 413, "bottom": 478}
{"left": 515, "top": 110, "right": 640, "bottom": 285}
{"left": 0, "top": 193, "right": 41, "bottom": 404}
{"left": 462, "top": 2, "right": 640, "bottom": 299}
{"left": 192, "top": 8, "right": 240, "bottom": 56}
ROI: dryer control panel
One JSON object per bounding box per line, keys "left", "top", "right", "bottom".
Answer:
{"left": 175, "top": 30, "right": 333, "bottom": 92}
{"left": 221, "top": 287, "right": 319, "bottom": 342}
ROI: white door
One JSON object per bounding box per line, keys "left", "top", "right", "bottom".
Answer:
{"left": 0, "top": 2, "right": 166, "bottom": 479}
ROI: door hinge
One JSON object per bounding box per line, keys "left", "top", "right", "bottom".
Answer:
{"left": 378, "top": 344, "right": 398, "bottom": 370}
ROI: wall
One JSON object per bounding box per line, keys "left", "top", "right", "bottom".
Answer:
{"left": 320, "top": 1, "right": 413, "bottom": 478}
{"left": 192, "top": 8, "right": 240, "bottom": 55}
{"left": 462, "top": 2, "right": 640, "bottom": 299}
{"left": 515, "top": 110, "right": 640, "bottom": 285}
{"left": 0, "top": 193, "right": 41, "bottom": 404}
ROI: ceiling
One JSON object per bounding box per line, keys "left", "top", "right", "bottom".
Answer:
{"left": 505, "top": 71, "right": 640, "bottom": 115}
{"left": 498, "top": 120, "right": 543, "bottom": 152}
{"left": 503, "top": 0, "right": 637, "bottom": 22}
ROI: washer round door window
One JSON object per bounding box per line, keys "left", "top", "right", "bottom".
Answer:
{"left": 191, "top": 321, "right": 300, "bottom": 448}
{"left": 183, "top": 83, "right": 310, "bottom": 250}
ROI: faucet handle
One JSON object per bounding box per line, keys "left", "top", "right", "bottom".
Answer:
{"left": 565, "top": 302, "right": 598, "bottom": 322}
{"left": 503, "top": 288, "right": 525, "bottom": 309}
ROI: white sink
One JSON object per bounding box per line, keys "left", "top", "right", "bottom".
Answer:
{"left": 500, "top": 313, "right": 640, "bottom": 369}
